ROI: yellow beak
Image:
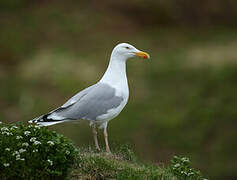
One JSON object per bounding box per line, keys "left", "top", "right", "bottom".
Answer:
{"left": 135, "top": 51, "right": 150, "bottom": 59}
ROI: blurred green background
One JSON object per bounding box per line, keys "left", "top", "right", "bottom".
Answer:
{"left": 1, "top": 0, "right": 237, "bottom": 179}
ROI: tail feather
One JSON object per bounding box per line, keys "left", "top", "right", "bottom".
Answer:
{"left": 29, "top": 114, "right": 66, "bottom": 126}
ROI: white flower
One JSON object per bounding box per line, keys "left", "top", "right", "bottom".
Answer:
{"left": 174, "top": 163, "right": 180, "bottom": 168}
{"left": 2, "top": 131, "right": 10, "bottom": 135}
{"left": 22, "top": 142, "right": 29, "bottom": 147}
{"left": 181, "top": 157, "right": 189, "bottom": 162}
{"left": 35, "top": 125, "right": 41, "bottom": 129}
{"left": 181, "top": 171, "right": 187, "bottom": 175}
{"left": 28, "top": 125, "right": 33, "bottom": 128}
{"left": 16, "top": 154, "right": 21, "bottom": 160}
{"left": 30, "top": 137, "right": 37, "bottom": 142}
{"left": 3, "top": 163, "right": 10, "bottom": 167}
{"left": 33, "top": 141, "right": 41, "bottom": 145}
{"left": 47, "top": 159, "right": 53, "bottom": 166}
{"left": 66, "top": 150, "right": 70, "bottom": 155}
{"left": 5, "top": 148, "right": 10, "bottom": 151}
{"left": 1, "top": 127, "right": 8, "bottom": 131}
{"left": 24, "top": 131, "right": 31, "bottom": 136}
{"left": 19, "top": 148, "right": 26, "bottom": 153}
{"left": 12, "top": 151, "right": 19, "bottom": 156}
{"left": 20, "top": 158, "right": 25, "bottom": 161}
{"left": 16, "top": 136, "right": 23, "bottom": 140}
{"left": 10, "top": 126, "right": 18, "bottom": 130}
{"left": 47, "top": 141, "right": 54, "bottom": 146}
{"left": 0, "top": 121, "right": 2, "bottom": 124}
{"left": 33, "top": 149, "right": 38, "bottom": 153}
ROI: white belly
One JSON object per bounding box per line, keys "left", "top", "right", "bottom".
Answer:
{"left": 96, "top": 97, "right": 128, "bottom": 121}
{"left": 95, "top": 75, "right": 129, "bottom": 128}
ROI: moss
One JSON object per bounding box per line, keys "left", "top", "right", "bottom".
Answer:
{"left": 70, "top": 148, "right": 175, "bottom": 180}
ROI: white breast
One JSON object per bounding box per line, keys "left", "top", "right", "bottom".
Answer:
{"left": 96, "top": 82, "right": 129, "bottom": 119}
{"left": 96, "top": 50, "right": 129, "bottom": 123}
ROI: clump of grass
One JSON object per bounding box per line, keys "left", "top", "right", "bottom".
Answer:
{"left": 69, "top": 146, "right": 209, "bottom": 179}
{"left": 170, "top": 156, "right": 208, "bottom": 180}
{"left": 70, "top": 146, "right": 175, "bottom": 180}
{"left": 112, "top": 143, "right": 137, "bottom": 162}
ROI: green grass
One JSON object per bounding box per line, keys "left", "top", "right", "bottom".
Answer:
{"left": 70, "top": 153, "right": 174, "bottom": 179}
{"left": 70, "top": 147, "right": 174, "bottom": 180}
{"left": 69, "top": 145, "right": 208, "bottom": 180}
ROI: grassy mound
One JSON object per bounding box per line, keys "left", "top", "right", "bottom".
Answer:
{"left": 69, "top": 146, "right": 207, "bottom": 180}
{"left": 70, "top": 148, "right": 174, "bottom": 180}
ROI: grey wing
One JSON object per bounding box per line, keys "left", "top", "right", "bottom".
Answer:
{"left": 60, "top": 84, "right": 97, "bottom": 108}
{"left": 48, "top": 83, "right": 123, "bottom": 120}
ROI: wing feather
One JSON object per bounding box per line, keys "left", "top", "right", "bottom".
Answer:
{"left": 48, "top": 83, "right": 123, "bottom": 121}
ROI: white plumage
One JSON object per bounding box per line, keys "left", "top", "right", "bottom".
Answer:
{"left": 29, "top": 43, "right": 150, "bottom": 153}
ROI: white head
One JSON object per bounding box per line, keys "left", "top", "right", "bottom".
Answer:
{"left": 111, "top": 43, "right": 150, "bottom": 60}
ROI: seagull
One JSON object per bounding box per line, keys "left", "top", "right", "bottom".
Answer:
{"left": 29, "top": 43, "right": 150, "bottom": 153}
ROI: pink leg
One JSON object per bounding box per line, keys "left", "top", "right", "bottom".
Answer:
{"left": 92, "top": 126, "right": 100, "bottom": 151}
{"left": 103, "top": 127, "right": 111, "bottom": 153}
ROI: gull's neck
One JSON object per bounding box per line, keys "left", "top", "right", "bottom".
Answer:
{"left": 100, "top": 54, "right": 127, "bottom": 87}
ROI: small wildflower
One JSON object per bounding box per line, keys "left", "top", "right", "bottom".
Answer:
{"left": 20, "top": 158, "right": 25, "bottom": 161}
{"left": 47, "top": 141, "right": 54, "bottom": 146}
{"left": 19, "top": 148, "right": 26, "bottom": 153}
{"left": 47, "top": 159, "right": 53, "bottom": 166}
{"left": 2, "top": 131, "right": 10, "bottom": 135}
{"left": 5, "top": 148, "right": 10, "bottom": 151}
{"left": 33, "top": 141, "right": 41, "bottom": 145}
{"left": 33, "top": 149, "right": 38, "bottom": 153}
{"left": 3, "top": 163, "right": 10, "bottom": 167}
{"left": 16, "top": 154, "right": 21, "bottom": 160}
{"left": 1, "top": 127, "right": 8, "bottom": 131}
{"left": 10, "top": 126, "right": 18, "bottom": 130}
{"left": 30, "top": 137, "right": 37, "bottom": 142}
{"left": 16, "top": 136, "right": 23, "bottom": 140}
{"left": 0, "top": 121, "right": 2, "bottom": 124}
{"left": 22, "top": 142, "right": 29, "bottom": 147}
{"left": 28, "top": 125, "right": 33, "bottom": 128}
{"left": 4, "top": 131, "right": 12, "bottom": 135}
{"left": 12, "top": 151, "right": 19, "bottom": 156}
{"left": 188, "top": 172, "right": 194, "bottom": 176}
{"left": 181, "top": 157, "right": 189, "bottom": 162}
{"left": 66, "top": 150, "right": 70, "bottom": 155}
{"left": 174, "top": 163, "right": 180, "bottom": 168}
{"left": 24, "top": 131, "right": 31, "bottom": 136}
{"left": 35, "top": 125, "right": 41, "bottom": 129}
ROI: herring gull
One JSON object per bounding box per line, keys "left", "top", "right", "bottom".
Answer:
{"left": 29, "top": 43, "right": 150, "bottom": 153}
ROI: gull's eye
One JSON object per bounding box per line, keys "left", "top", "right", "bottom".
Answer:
{"left": 125, "top": 46, "right": 130, "bottom": 49}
